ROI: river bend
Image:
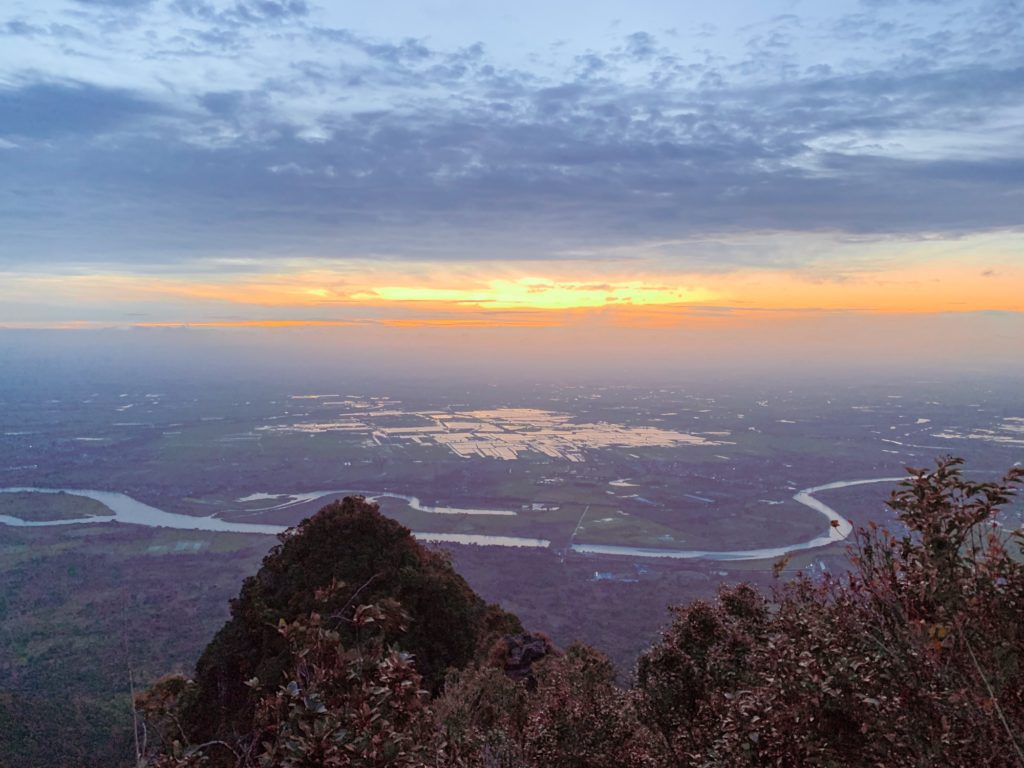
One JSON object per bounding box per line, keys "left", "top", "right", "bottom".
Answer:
{"left": 0, "top": 478, "right": 901, "bottom": 558}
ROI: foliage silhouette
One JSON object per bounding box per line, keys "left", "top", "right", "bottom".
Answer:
{"left": 143, "top": 458, "right": 1024, "bottom": 767}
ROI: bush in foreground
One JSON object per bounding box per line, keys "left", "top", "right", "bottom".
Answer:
{"left": 142, "top": 458, "right": 1024, "bottom": 767}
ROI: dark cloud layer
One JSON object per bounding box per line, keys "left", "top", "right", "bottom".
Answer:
{"left": 173, "top": 0, "right": 309, "bottom": 25}
{"left": 73, "top": 0, "right": 153, "bottom": 8}
{"left": 0, "top": 82, "right": 167, "bottom": 138}
{"left": 0, "top": 0, "right": 1021, "bottom": 267}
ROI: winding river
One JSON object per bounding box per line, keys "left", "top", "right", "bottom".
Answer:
{"left": 232, "top": 490, "right": 517, "bottom": 517}
{"left": 573, "top": 477, "right": 903, "bottom": 561}
{"left": 0, "top": 478, "right": 902, "bottom": 559}
{"left": 0, "top": 487, "right": 287, "bottom": 534}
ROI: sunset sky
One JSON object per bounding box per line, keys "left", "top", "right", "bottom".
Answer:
{"left": 1, "top": 0, "right": 1022, "bottom": 357}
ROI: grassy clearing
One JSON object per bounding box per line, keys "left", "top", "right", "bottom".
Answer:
{"left": 0, "top": 492, "right": 110, "bottom": 522}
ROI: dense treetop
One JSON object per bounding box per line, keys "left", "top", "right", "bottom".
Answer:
{"left": 180, "top": 496, "right": 519, "bottom": 746}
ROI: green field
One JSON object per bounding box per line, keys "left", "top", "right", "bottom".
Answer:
{"left": 0, "top": 491, "right": 111, "bottom": 522}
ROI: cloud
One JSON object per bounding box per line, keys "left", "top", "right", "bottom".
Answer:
{"left": 2, "top": 20, "right": 46, "bottom": 36}
{"left": 1, "top": 19, "right": 85, "bottom": 40}
{"left": 624, "top": 31, "right": 656, "bottom": 60}
{"left": 0, "top": 0, "right": 1021, "bottom": 271}
{"left": 73, "top": 0, "right": 154, "bottom": 7}
{"left": 0, "top": 81, "right": 167, "bottom": 138}
{"left": 172, "top": 0, "right": 309, "bottom": 25}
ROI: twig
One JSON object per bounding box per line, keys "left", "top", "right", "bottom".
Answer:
{"left": 964, "top": 636, "right": 1024, "bottom": 767}
{"left": 122, "top": 601, "right": 142, "bottom": 765}
{"left": 189, "top": 739, "right": 242, "bottom": 759}
{"left": 328, "top": 573, "right": 383, "bottom": 622}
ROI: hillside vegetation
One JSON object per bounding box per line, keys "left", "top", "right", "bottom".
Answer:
{"left": 139, "top": 457, "right": 1024, "bottom": 767}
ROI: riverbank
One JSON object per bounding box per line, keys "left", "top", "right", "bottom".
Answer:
{"left": 0, "top": 479, "right": 903, "bottom": 558}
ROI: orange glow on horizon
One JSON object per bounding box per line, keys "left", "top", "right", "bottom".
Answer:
{"left": 352, "top": 278, "right": 717, "bottom": 309}
{"left": 134, "top": 320, "right": 360, "bottom": 328}
{"left": 132, "top": 318, "right": 562, "bottom": 329}
{"left": 3, "top": 242, "right": 1022, "bottom": 330}
{"left": 378, "top": 317, "right": 561, "bottom": 328}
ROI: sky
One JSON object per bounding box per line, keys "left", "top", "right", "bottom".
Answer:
{"left": 0, "top": 0, "right": 1021, "bottom": 371}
